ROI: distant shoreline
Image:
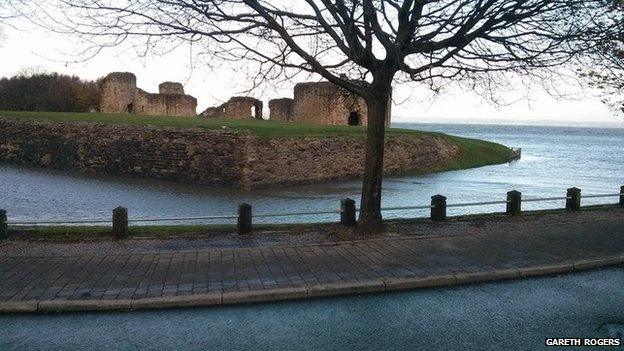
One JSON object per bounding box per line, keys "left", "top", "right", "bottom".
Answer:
{"left": 393, "top": 120, "right": 624, "bottom": 129}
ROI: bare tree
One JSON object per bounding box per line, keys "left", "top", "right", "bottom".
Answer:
{"left": 579, "top": 1, "right": 624, "bottom": 114}
{"left": 43, "top": 0, "right": 616, "bottom": 230}
{"left": 0, "top": 1, "right": 19, "bottom": 43}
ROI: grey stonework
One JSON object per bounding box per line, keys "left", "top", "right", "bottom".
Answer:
{"left": 0, "top": 117, "right": 461, "bottom": 187}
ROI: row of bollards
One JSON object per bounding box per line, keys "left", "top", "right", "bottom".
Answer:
{"left": 237, "top": 186, "right": 623, "bottom": 232}
{"left": 0, "top": 186, "right": 622, "bottom": 239}
{"left": 430, "top": 187, "right": 582, "bottom": 223}
{"left": 0, "top": 207, "right": 129, "bottom": 241}
{"left": 429, "top": 187, "right": 621, "bottom": 222}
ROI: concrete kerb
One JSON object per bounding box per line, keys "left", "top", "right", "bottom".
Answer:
{"left": 0, "top": 301, "right": 38, "bottom": 314}
{"left": 307, "top": 280, "right": 386, "bottom": 298}
{"left": 131, "top": 293, "right": 222, "bottom": 310}
{"left": 2, "top": 255, "right": 623, "bottom": 315}
{"left": 454, "top": 268, "right": 521, "bottom": 284}
{"left": 518, "top": 263, "right": 574, "bottom": 277}
{"left": 222, "top": 287, "right": 308, "bottom": 304}
{"left": 384, "top": 274, "right": 457, "bottom": 291}
{"left": 38, "top": 299, "right": 133, "bottom": 313}
{"left": 573, "top": 255, "right": 624, "bottom": 270}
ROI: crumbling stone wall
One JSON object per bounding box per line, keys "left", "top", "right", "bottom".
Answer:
{"left": 99, "top": 72, "right": 197, "bottom": 117}
{"left": 244, "top": 135, "right": 458, "bottom": 186}
{"left": 134, "top": 89, "right": 197, "bottom": 117}
{"left": 289, "top": 81, "right": 391, "bottom": 127}
{"left": 0, "top": 117, "right": 460, "bottom": 187}
{"left": 269, "top": 98, "right": 294, "bottom": 122}
{"left": 0, "top": 117, "right": 246, "bottom": 185}
{"left": 265, "top": 81, "right": 393, "bottom": 126}
{"left": 200, "top": 97, "right": 263, "bottom": 120}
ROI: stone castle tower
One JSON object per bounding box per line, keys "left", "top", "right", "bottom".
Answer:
{"left": 100, "top": 72, "right": 197, "bottom": 117}
{"left": 100, "top": 72, "right": 138, "bottom": 114}
{"left": 268, "top": 81, "right": 391, "bottom": 126}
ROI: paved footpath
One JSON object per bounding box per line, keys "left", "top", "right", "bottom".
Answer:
{"left": 1, "top": 209, "right": 623, "bottom": 313}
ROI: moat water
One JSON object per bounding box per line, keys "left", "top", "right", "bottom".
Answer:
{"left": 1, "top": 123, "right": 623, "bottom": 224}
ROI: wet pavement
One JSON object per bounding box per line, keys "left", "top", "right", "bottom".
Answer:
{"left": 1, "top": 209, "right": 624, "bottom": 304}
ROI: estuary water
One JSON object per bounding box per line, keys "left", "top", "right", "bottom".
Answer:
{"left": 1, "top": 123, "right": 623, "bottom": 224}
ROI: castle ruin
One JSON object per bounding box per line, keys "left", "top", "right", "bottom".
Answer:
{"left": 268, "top": 98, "right": 294, "bottom": 122}
{"left": 100, "top": 72, "right": 197, "bottom": 117}
{"left": 200, "top": 96, "right": 263, "bottom": 120}
{"left": 268, "top": 81, "right": 391, "bottom": 126}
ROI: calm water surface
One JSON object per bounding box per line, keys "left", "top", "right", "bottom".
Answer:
{"left": 1, "top": 123, "right": 623, "bottom": 224}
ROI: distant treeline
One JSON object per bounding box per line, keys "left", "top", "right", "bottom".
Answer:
{"left": 0, "top": 70, "right": 102, "bottom": 112}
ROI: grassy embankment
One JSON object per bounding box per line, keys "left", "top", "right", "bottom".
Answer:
{"left": 0, "top": 111, "right": 512, "bottom": 238}
{"left": 0, "top": 110, "right": 511, "bottom": 171}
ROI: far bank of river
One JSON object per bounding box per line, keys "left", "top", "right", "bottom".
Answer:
{"left": 1, "top": 123, "right": 622, "bottom": 224}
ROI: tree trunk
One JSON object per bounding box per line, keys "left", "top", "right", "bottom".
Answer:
{"left": 358, "top": 87, "right": 391, "bottom": 232}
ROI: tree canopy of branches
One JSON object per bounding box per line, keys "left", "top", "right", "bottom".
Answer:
{"left": 579, "top": 1, "right": 624, "bottom": 114}
{"left": 0, "top": 70, "right": 102, "bottom": 112}
{"left": 46, "top": 0, "right": 618, "bottom": 230}
{"left": 0, "top": 0, "right": 19, "bottom": 42}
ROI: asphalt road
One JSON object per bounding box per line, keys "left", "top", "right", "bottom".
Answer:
{"left": 1, "top": 268, "right": 623, "bottom": 351}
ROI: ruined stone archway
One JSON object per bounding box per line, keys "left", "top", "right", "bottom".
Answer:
{"left": 200, "top": 97, "right": 263, "bottom": 120}
{"left": 348, "top": 111, "right": 361, "bottom": 126}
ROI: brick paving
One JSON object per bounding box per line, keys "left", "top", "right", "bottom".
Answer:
{"left": 1, "top": 213, "right": 623, "bottom": 303}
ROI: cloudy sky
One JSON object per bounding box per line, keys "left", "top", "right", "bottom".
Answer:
{"left": 1, "top": 21, "right": 621, "bottom": 127}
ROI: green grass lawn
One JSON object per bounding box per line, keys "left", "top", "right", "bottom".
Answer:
{"left": 0, "top": 110, "right": 429, "bottom": 138}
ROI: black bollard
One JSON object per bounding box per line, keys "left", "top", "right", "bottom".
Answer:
{"left": 566, "top": 188, "right": 581, "bottom": 211}
{"left": 0, "top": 209, "right": 7, "bottom": 240}
{"left": 431, "top": 195, "right": 447, "bottom": 222}
{"left": 112, "top": 207, "right": 128, "bottom": 240}
{"left": 506, "top": 190, "right": 522, "bottom": 216}
{"left": 340, "top": 198, "right": 357, "bottom": 227}
{"left": 238, "top": 203, "right": 252, "bottom": 235}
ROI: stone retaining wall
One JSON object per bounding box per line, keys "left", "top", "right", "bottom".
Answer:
{"left": 0, "top": 117, "right": 460, "bottom": 187}
{"left": 244, "top": 135, "right": 459, "bottom": 186}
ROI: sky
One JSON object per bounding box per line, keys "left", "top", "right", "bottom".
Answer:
{"left": 1, "top": 21, "right": 622, "bottom": 127}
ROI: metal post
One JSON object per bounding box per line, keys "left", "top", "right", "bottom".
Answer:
{"left": 0, "top": 209, "right": 7, "bottom": 240}
{"left": 566, "top": 188, "right": 581, "bottom": 211}
{"left": 620, "top": 186, "right": 624, "bottom": 208}
{"left": 340, "top": 198, "right": 357, "bottom": 227}
{"left": 431, "top": 195, "right": 447, "bottom": 222}
{"left": 112, "top": 207, "right": 128, "bottom": 240}
{"left": 238, "top": 203, "right": 252, "bottom": 235}
{"left": 506, "top": 190, "right": 522, "bottom": 216}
